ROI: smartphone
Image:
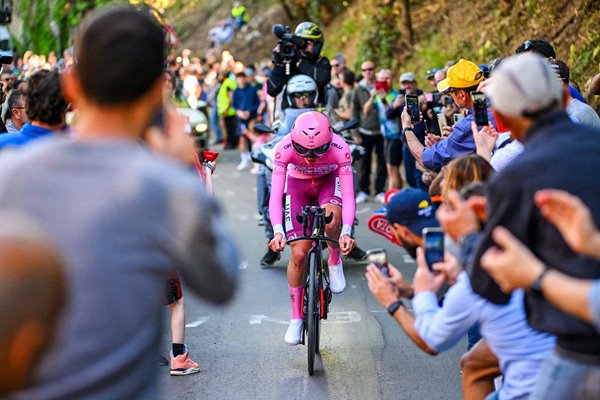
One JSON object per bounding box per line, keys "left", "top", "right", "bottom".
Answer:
{"left": 150, "top": 108, "right": 166, "bottom": 133}
{"left": 453, "top": 113, "right": 464, "bottom": 124}
{"left": 405, "top": 94, "right": 420, "bottom": 122}
{"left": 366, "top": 248, "right": 389, "bottom": 277}
{"left": 471, "top": 91, "right": 488, "bottom": 126}
{"left": 432, "top": 92, "right": 442, "bottom": 108}
{"left": 422, "top": 228, "right": 444, "bottom": 272}
{"left": 375, "top": 80, "right": 390, "bottom": 93}
{"left": 437, "top": 113, "right": 448, "bottom": 131}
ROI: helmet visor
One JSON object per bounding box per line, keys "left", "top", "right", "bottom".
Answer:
{"left": 292, "top": 141, "right": 331, "bottom": 158}
{"left": 292, "top": 92, "right": 315, "bottom": 99}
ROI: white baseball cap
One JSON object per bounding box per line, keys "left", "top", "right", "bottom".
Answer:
{"left": 483, "top": 53, "right": 563, "bottom": 118}
{"left": 400, "top": 72, "right": 416, "bottom": 83}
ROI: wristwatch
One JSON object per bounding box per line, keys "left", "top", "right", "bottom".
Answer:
{"left": 530, "top": 267, "right": 549, "bottom": 294}
{"left": 402, "top": 127, "right": 414, "bottom": 135}
{"left": 387, "top": 300, "right": 404, "bottom": 316}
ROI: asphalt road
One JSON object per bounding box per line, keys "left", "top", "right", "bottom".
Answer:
{"left": 159, "top": 149, "right": 464, "bottom": 400}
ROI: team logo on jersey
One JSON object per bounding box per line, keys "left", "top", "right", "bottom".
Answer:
{"left": 276, "top": 152, "right": 281, "bottom": 159}
{"left": 284, "top": 143, "right": 292, "bottom": 149}
{"left": 330, "top": 199, "right": 341, "bottom": 206}
{"left": 332, "top": 142, "right": 343, "bottom": 150}
{"left": 340, "top": 166, "right": 352, "bottom": 173}
{"left": 345, "top": 152, "right": 350, "bottom": 159}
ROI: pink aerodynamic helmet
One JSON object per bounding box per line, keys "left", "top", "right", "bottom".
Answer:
{"left": 290, "top": 111, "right": 333, "bottom": 158}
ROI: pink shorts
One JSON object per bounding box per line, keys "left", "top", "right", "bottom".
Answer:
{"left": 283, "top": 172, "right": 342, "bottom": 239}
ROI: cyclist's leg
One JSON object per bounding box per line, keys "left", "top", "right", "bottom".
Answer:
{"left": 318, "top": 173, "right": 343, "bottom": 265}
{"left": 319, "top": 173, "right": 346, "bottom": 293}
{"left": 284, "top": 176, "right": 316, "bottom": 344}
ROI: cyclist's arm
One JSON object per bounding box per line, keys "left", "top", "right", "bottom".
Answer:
{"left": 338, "top": 160, "right": 355, "bottom": 237}
{"left": 269, "top": 159, "right": 287, "bottom": 236}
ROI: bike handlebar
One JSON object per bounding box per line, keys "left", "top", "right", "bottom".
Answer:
{"left": 286, "top": 235, "right": 338, "bottom": 245}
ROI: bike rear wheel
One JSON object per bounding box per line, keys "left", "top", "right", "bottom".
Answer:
{"left": 307, "top": 251, "right": 319, "bottom": 376}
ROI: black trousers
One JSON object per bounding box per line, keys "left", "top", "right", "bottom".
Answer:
{"left": 359, "top": 133, "right": 387, "bottom": 194}
{"left": 223, "top": 115, "right": 238, "bottom": 149}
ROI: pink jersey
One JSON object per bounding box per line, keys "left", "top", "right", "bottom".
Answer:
{"left": 269, "top": 134, "right": 356, "bottom": 235}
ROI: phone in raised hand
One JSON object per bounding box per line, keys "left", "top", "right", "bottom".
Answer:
{"left": 437, "top": 113, "right": 448, "bottom": 131}
{"left": 405, "top": 94, "right": 420, "bottom": 122}
{"left": 471, "top": 91, "right": 489, "bottom": 126}
{"left": 422, "top": 228, "right": 444, "bottom": 272}
{"left": 366, "top": 248, "right": 389, "bottom": 277}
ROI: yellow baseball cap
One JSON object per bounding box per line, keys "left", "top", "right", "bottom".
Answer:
{"left": 437, "top": 59, "right": 484, "bottom": 92}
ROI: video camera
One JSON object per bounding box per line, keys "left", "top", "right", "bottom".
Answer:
{"left": 272, "top": 24, "right": 306, "bottom": 63}
{"left": 0, "top": 51, "right": 13, "bottom": 65}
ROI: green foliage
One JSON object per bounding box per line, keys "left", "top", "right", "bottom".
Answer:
{"left": 569, "top": 31, "right": 600, "bottom": 86}
{"left": 354, "top": 3, "right": 402, "bottom": 71}
{"left": 16, "top": 0, "right": 120, "bottom": 56}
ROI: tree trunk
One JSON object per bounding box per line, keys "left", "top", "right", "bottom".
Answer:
{"left": 279, "top": 0, "right": 295, "bottom": 21}
{"left": 401, "top": 0, "right": 414, "bottom": 45}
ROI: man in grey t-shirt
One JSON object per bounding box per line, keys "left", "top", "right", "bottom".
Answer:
{"left": 6, "top": 7, "right": 238, "bottom": 400}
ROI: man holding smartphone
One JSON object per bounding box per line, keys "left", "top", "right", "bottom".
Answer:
{"left": 366, "top": 186, "right": 556, "bottom": 400}
{"left": 402, "top": 59, "right": 495, "bottom": 171}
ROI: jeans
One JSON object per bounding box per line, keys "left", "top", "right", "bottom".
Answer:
{"left": 467, "top": 323, "right": 482, "bottom": 351}
{"left": 530, "top": 349, "right": 600, "bottom": 400}
{"left": 358, "top": 133, "right": 386, "bottom": 195}
{"left": 210, "top": 107, "right": 222, "bottom": 142}
{"left": 403, "top": 145, "right": 426, "bottom": 190}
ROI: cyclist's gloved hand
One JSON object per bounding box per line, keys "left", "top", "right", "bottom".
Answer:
{"left": 269, "top": 232, "right": 287, "bottom": 252}
{"left": 339, "top": 234, "right": 355, "bottom": 256}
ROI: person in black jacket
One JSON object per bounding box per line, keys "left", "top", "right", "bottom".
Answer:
{"left": 470, "top": 53, "right": 600, "bottom": 400}
{"left": 267, "top": 22, "right": 331, "bottom": 110}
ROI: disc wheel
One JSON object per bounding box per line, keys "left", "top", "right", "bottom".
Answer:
{"left": 307, "top": 251, "right": 319, "bottom": 376}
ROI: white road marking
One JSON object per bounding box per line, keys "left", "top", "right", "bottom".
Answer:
{"left": 249, "top": 314, "right": 288, "bottom": 325}
{"left": 370, "top": 310, "right": 386, "bottom": 313}
{"left": 223, "top": 190, "right": 236, "bottom": 196}
{"left": 186, "top": 317, "right": 210, "bottom": 327}
{"left": 403, "top": 255, "right": 415, "bottom": 264}
{"left": 239, "top": 261, "right": 248, "bottom": 270}
{"left": 356, "top": 207, "right": 372, "bottom": 215}
{"left": 323, "top": 311, "right": 361, "bottom": 324}
{"left": 249, "top": 311, "right": 362, "bottom": 325}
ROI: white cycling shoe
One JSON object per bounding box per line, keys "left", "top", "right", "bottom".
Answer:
{"left": 285, "top": 319, "right": 304, "bottom": 345}
{"left": 328, "top": 261, "right": 346, "bottom": 293}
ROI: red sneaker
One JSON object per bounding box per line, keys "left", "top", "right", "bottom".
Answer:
{"left": 170, "top": 351, "right": 200, "bottom": 376}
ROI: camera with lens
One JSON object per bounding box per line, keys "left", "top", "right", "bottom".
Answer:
{"left": 0, "top": 51, "right": 13, "bottom": 66}
{"left": 272, "top": 24, "right": 305, "bottom": 63}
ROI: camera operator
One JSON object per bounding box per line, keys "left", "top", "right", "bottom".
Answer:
{"left": 267, "top": 22, "right": 331, "bottom": 110}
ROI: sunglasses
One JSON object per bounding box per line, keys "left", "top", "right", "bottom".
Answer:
{"left": 292, "top": 141, "right": 331, "bottom": 158}
{"left": 293, "top": 92, "right": 313, "bottom": 99}
{"left": 522, "top": 40, "right": 550, "bottom": 57}
{"left": 362, "top": 67, "right": 374, "bottom": 72}
{"left": 330, "top": 63, "right": 339, "bottom": 67}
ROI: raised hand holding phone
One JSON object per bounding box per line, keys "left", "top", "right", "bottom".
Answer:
{"left": 422, "top": 227, "right": 444, "bottom": 271}
{"left": 366, "top": 248, "right": 389, "bottom": 277}
{"left": 471, "top": 91, "right": 488, "bottom": 126}
{"left": 405, "top": 94, "right": 420, "bottom": 122}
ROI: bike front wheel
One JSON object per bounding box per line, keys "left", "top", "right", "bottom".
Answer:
{"left": 306, "top": 251, "right": 319, "bottom": 376}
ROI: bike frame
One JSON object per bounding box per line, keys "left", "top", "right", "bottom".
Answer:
{"left": 287, "top": 204, "right": 336, "bottom": 375}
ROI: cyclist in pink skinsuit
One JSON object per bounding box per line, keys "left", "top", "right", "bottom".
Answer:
{"left": 269, "top": 111, "right": 356, "bottom": 345}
